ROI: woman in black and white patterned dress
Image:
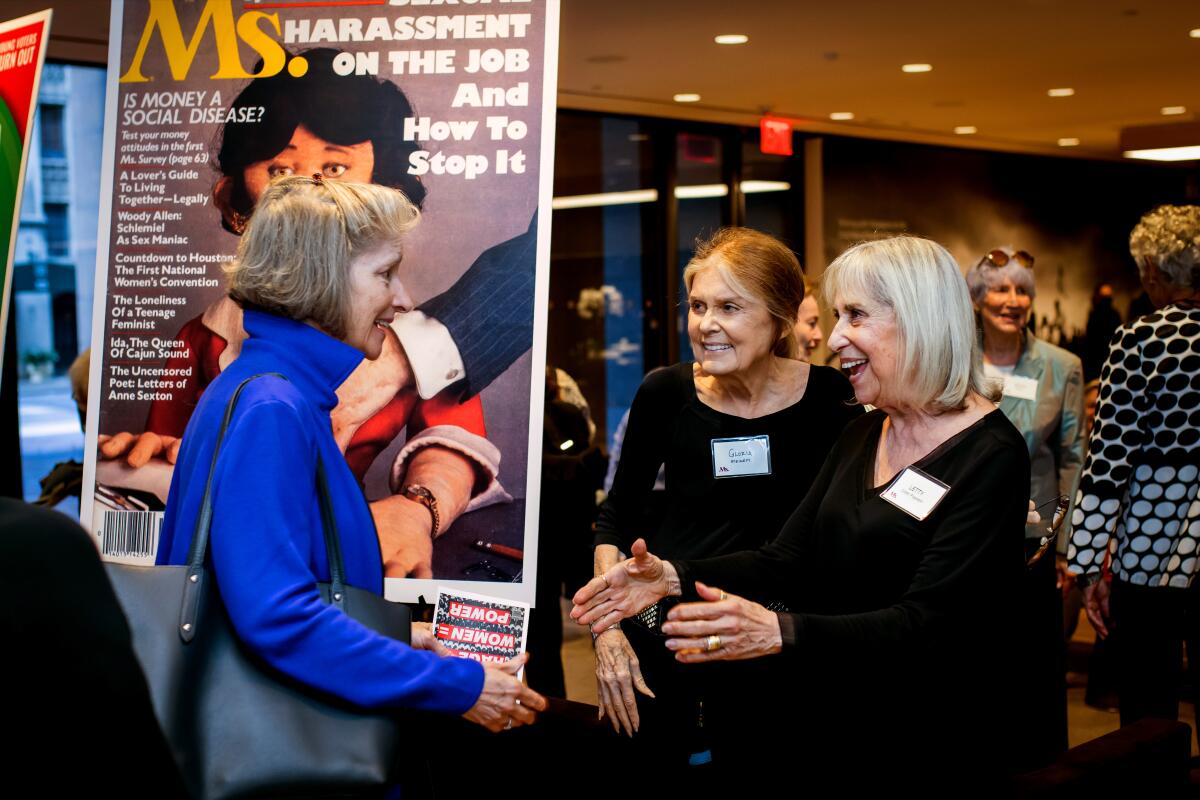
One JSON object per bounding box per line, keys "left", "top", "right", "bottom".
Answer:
{"left": 1067, "top": 204, "right": 1200, "bottom": 728}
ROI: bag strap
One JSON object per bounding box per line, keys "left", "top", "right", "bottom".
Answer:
{"left": 178, "top": 373, "right": 348, "bottom": 641}
{"left": 314, "top": 454, "right": 348, "bottom": 610}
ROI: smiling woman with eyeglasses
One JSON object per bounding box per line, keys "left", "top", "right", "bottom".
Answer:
{"left": 966, "top": 245, "right": 1087, "bottom": 765}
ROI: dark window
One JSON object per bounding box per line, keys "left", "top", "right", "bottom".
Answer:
{"left": 45, "top": 203, "right": 69, "bottom": 257}
{"left": 39, "top": 104, "right": 65, "bottom": 157}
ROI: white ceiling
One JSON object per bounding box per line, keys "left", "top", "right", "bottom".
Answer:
{"left": 6, "top": 0, "right": 1198, "bottom": 159}
{"left": 558, "top": 0, "right": 1200, "bottom": 159}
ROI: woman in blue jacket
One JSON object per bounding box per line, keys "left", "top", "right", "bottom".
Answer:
{"left": 156, "top": 175, "right": 545, "bottom": 730}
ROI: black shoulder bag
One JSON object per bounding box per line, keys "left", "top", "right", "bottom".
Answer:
{"left": 106, "top": 374, "right": 413, "bottom": 798}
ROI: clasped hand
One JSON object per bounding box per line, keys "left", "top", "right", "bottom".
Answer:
{"left": 661, "top": 582, "right": 783, "bottom": 663}
{"left": 412, "top": 628, "right": 546, "bottom": 732}
{"left": 461, "top": 653, "right": 547, "bottom": 732}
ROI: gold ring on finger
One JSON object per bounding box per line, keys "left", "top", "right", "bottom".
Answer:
{"left": 706, "top": 634, "right": 722, "bottom": 652}
{"left": 504, "top": 717, "right": 513, "bottom": 730}
{"left": 719, "top": 591, "right": 729, "bottom": 601}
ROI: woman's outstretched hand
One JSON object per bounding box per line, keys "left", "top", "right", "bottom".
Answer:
{"left": 570, "top": 539, "right": 679, "bottom": 632}
{"left": 662, "top": 582, "right": 783, "bottom": 663}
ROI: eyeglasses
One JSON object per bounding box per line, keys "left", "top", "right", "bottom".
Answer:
{"left": 977, "top": 249, "right": 1035, "bottom": 271}
{"left": 1025, "top": 495, "right": 1070, "bottom": 568}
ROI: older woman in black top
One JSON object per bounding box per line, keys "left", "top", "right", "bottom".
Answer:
{"left": 589, "top": 228, "right": 861, "bottom": 776}
{"left": 575, "top": 235, "right": 1029, "bottom": 788}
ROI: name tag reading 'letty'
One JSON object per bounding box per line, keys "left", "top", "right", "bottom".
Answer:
{"left": 711, "top": 435, "right": 771, "bottom": 478}
{"left": 880, "top": 467, "right": 950, "bottom": 521}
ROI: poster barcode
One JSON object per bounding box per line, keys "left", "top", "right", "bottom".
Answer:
{"left": 100, "top": 510, "right": 162, "bottom": 558}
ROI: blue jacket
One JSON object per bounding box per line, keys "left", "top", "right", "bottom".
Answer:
{"left": 157, "top": 308, "right": 484, "bottom": 714}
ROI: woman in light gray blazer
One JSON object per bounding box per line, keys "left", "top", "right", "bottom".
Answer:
{"left": 967, "top": 246, "right": 1085, "bottom": 769}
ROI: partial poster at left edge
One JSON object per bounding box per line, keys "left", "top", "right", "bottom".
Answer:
{"left": 0, "top": 9, "right": 52, "bottom": 376}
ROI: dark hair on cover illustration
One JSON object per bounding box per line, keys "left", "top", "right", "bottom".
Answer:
{"left": 215, "top": 48, "right": 426, "bottom": 227}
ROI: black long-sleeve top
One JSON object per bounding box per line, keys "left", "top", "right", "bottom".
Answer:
{"left": 675, "top": 409, "right": 1029, "bottom": 782}
{"left": 594, "top": 362, "right": 862, "bottom": 561}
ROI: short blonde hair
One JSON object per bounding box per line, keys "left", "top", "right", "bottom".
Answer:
{"left": 683, "top": 227, "right": 805, "bottom": 359}
{"left": 225, "top": 176, "right": 420, "bottom": 338}
{"left": 822, "top": 236, "right": 995, "bottom": 411}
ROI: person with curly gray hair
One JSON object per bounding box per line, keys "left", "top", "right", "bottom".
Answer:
{"left": 1067, "top": 204, "right": 1200, "bottom": 733}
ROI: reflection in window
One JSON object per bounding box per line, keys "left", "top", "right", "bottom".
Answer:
{"left": 15, "top": 63, "right": 106, "bottom": 510}
{"left": 549, "top": 114, "right": 655, "bottom": 450}
{"left": 676, "top": 132, "right": 727, "bottom": 351}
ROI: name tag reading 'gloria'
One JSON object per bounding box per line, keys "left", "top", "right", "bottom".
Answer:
{"left": 880, "top": 467, "right": 950, "bottom": 521}
{"left": 711, "top": 435, "right": 771, "bottom": 478}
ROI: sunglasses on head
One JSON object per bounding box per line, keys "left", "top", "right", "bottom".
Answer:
{"left": 977, "top": 249, "right": 1035, "bottom": 271}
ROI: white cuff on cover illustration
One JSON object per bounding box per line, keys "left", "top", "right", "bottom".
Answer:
{"left": 389, "top": 425, "right": 512, "bottom": 513}
{"left": 389, "top": 310, "right": 466, "bottom": 400}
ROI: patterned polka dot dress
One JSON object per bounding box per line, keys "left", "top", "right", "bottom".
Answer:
{"left": 1067, "top": 303, "right": 1200, "bottom": 587}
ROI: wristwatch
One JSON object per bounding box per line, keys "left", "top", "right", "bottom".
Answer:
{"left": 401, "top": 485, "right": 440, "bottom": 538}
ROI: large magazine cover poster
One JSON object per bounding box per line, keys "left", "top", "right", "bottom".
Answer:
{"left": 82, "top": 0, "right": 558, "bottom": 604}
{"left": 0, "top": 9, "right": 51, "bottom": 371}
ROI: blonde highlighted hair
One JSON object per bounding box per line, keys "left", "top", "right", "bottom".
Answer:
{"left": 683, "top": 227, "right": 805, "bottom": 359}
{"left": 822, "top": 235, "right": 996, "bottom": 411}
{"left": 224, "top": 176, "right": 420, "bottom": 338}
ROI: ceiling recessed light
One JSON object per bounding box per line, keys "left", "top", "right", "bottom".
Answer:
{"left": 1124, "top": 146, "right": 1200, "bottom": 162}
{"left": 829, "top": 112, "right": 855, "bottom": 121}
{"left": 1190, "top": 28, "right": 1200, "bottom": 38}
{"left": 1048, "top": 87, "right": 1075, "bottom": 97}
{"left": 714, "top": 34, "right": 748, "bottom": 45}
{"left": 954, "top": 126, "right": 977, "bottom": 135}
{"left": 1058, "top": 137, "right": 1080, "bottom": 147}
{"left": 673, "top": 93, "right": 701, "bottom": 103}
{"left": 901, "top": 63, "right": 932, "bottom": 73}
{"left": 1162, "top": 106, "right": 1188, "bottom": 116}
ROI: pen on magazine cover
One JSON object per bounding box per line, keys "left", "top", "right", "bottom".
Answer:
{"left": 472, "top": 540, "right": 523, "bottom": 561}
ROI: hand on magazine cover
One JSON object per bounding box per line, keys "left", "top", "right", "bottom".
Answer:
{"left": 371, "top": 494, "right": 434, "bottom": 579}
{"left": 98, "top": 431, "right": 182, "bottom": 467}
{"left": 332, "top": 328, "right": 413, "bottom": 451}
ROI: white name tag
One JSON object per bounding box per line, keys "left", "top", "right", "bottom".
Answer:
{"left": 1002, "top": 374, "right": 1039, "bottom": 401}
{"left": 880, "top": 467, "right": 950, "bottom": 521}
{"left": 711, "top": 435, "right": 771, "bottom": 478}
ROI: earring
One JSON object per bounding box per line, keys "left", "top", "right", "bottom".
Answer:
{"left": 229, "top": 211, "right": 247, "bottom": 236}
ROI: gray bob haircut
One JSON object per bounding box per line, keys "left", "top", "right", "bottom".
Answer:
{"left": 1129, "top": 205, "right": 1200, "bottom": 290}
{"left": 964, "top": 246, "right": 1037, "bottom": 305}
{"left": 225, "top": 176, "right": 420, "bottom": 338}
{"left": 822, "top": 236, "right": 996, "bottom": 411}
